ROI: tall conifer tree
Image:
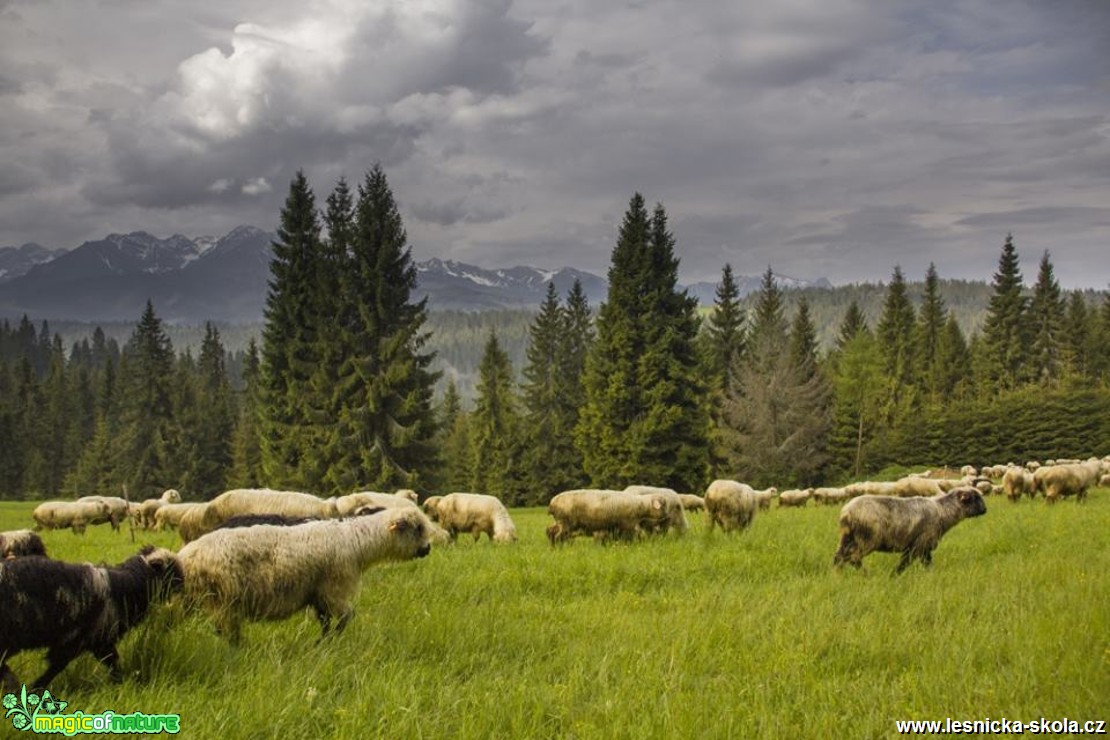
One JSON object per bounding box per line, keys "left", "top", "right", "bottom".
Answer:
{"left": 578, "top": 195, "right": 708, "bottom": 491}
{"left": 260, "top": 171, "right": 324, "bottom": 488}
{"left": 326, "top": 165, "right": 440, "bottom": 493}
{"left": 1028, "top": 250, "right": 1066, "bottom": 385}
{"left": 981, "top": 233, "right": 1028, "bottom": 391}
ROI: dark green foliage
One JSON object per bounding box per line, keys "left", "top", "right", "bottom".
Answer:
{"left": 259, "top": 171, "right": 324, "bottom": 488}
{"left": 789, "top": 297, "right": 819, "bottom": 380}
{"left": 981, "top": 234, "right": 1029, "bottom": 391}
{"left": 701, "top": 263, "right": 746, "bottom": 388}
{"left": 720, "top": 271, "right": 831, "bottom": 487}
{"left": 835, "top": 299, "right": 868, "bottom": 352}
{"left": 520, "top": 283, "right": 587, "bottom": 504}
{"left": 827, "top": 330, "right": 884, "bottom": 478}
{"left": 578, "top": 195, "right": 709, "bottom": 492}
{"left": 229, "top": 339, "right": 263, "bottom": 491}
{"left": 1028, "top": 251, "right": 1066, "bottom": 386}
{"left": 917, "top": 263, "right": 946, "bottom": 398}
{"left": 116, "top": 301, "right": 177, "bottom": 500}
{"left": 470, "top": 332, "right": 525, "bottom": 503}
{"left": 325, "top": 166, "right": 440, "bottom": 494}
{"left": 1063, "top": 291, "right": 1092, "bottom": 379}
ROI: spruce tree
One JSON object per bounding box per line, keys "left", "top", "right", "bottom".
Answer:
{"left": 828, "top": 330, "right": 884, "bottom": 478}
{"left": 936, "top": 312, "right": 971, "bottom": 399}
{"left": 702, "top": 263, "right": 746, "bottom": 387}
{"left": 578, "top": 196, "right": 708, "bottom": 492}
{"left": 260, "top": 171, "right": 324, "bottom": 488}
{"left": 521, "top": 283, "right": 580, "bottom": 503}
{"left": 1028, "top": 250, "right": 1066, "bottom": 385}
{"left": 470, "top": 331, "right": 521, "bottom": 501}
{"left": 789, "top": 297, "right": 819, "bottom": 380}
{"left": 835, "top": 299, "right": 868, "bottom": 352}
{"left": 981, "top": 233, "right": 1028, "bottom": 391}
{"left": 917, "top": 263, "right": 946, "bottom": 397}
{"left": 1063, "top": 292, "right": 1092, "bottom": 380}
{"left": 438, "top": 379, "right": 473, "bottom": 493}
{"left": 229, "top": 339, "right": 264, "bottom": 490}
{"left": 326, "top": 165, "right": 440, "bottom": 493}
{"left": 190, "top": 322, "right": 235, "bottom": 497}
{"left": 117, "top": 300, "right": 177, "bottom": 499}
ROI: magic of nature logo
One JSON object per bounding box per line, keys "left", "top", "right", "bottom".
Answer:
{"left": 3, "top": 684, "right": 180, "bottom": 735}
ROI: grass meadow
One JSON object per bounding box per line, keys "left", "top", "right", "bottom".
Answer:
{"left": 1, "top": 492, "right": 1107, "bottom": 739}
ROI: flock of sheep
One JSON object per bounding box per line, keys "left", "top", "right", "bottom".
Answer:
{"left": 2, "top": 454, "right": 1106, "bottom": 691}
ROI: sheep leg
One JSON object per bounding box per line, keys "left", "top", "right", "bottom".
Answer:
{"left": 894, "top": 550, "right": 914, "bottom": 575}
{"left": 1, "top": 663, "right": 21, "bottom": 693}
{"left": 32, "top": 643, "right": 83, "bottom": 689}
{"left": 833, "top": 533, "right": 856, "bottom": 568}
{"left": 93, "top": 644, "right": 123, "bottom": 681}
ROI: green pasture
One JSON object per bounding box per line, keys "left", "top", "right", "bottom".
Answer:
{"left": 1, "top": 493, "right": 1107, "bottom": 739}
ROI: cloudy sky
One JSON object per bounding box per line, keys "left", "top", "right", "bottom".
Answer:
{"left": 1, "top": 0, "right": 1108, "bottom": 287}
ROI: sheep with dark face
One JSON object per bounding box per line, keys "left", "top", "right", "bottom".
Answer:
{"left": 177, "top": 506, "right": 434, "bottom": 642}
{"left": 0, "top": 530, "right": 46, "bottom": 559}
{"left": 0, "top": 545, "right": 183, "bottom": 691}
{"left": 833, "top": 488, "right": 986, "bottom": 574}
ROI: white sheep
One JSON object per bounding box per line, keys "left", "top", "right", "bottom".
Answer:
{"left": 546, "top": 489, "right": 670, "bottom": 544}
{"left": 423, "top": 492, "right": 517, "bottom": 543}
{"left": 1034, "top": 460, "right": 1101, "bottom": 504}
{"left": 76, "top": 495, "right": 131, "bottom": 530}
{"left": 335, "top": 490, "right": 419, "bottom": 518}
{"left": 704, "top": 480, "right": 758, "bottom": 533}
{"left": 777, "top": 489, "right": 812, "bottom": 508}
{"left": 623, "top": 486, "right": 689, "bottom": 534}
{"left": 178, "top": 507, "right": 435, "bottom": 642}
{"left": 677, "top": 494, "right": 706, "bottom": 512}
{"left": 154, "top": 502, "right": 206, "bottom": 532}
{"left": 833, "top": 488, "right": 987, "bottom": 574}
{"left": 1002, "top": 466, "right": 1036, "bottom": 502}
{"left": 197, "top": 488, "right": 340, "bottom": 538}
{"left": 31, "top": 500, "right": 111, "bottom": 534}
{"left": 136, "top": 489, "right": 183, "bottom": 529}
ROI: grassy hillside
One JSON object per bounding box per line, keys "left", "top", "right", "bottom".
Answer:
{"left": 2, "top": 491, "right": 1106, "bottom": 738}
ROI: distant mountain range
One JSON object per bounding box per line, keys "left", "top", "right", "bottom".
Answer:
{"left": 0, "top": 226, "right": 830, "bottom": 323}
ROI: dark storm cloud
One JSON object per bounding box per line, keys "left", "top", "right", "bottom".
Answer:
{"left": 0, "top": 0, "right": 1108, "bottom": 288}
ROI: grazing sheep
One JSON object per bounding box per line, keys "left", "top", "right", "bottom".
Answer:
{"left": 136, "top": 489, "right": 183, "bottom": 529}
{"left": 0, "top": 529, "right": 46, "bottom": 559}
{"left": 197, "top": 489, "right": 340, "bottom": 538}
{"left": 0, "top": 545, "right": 183, "bottom": 690}
{"left": 1034, "top": 461, "right": 1101, "bottom": 504}
{"left": 704, "top": 480, "right": 758, "bottom": 533}
{"left": 812, "top": 487, "right": 851, "bottom": 505}
{"left": 892, "top": 476, "right": 944, "bottom": 498}
{"left": 833, "top": 488, "right": 987, "bottom": 574}
{"left": 31, "top": 500, "right": 111, "bottom": 534}
{"left": 752, "top": 488, "right": 779, "bottom": 510}
{"left": 335, "top": 490, "right": 419, "bottom": 518}
{"left": 1099, "top": 473, "right": 1110, "bottom": 488}
{"left": 213, "top": 513, "right": 322, "bottom": 530}
{"left": 623, "top": 486, "right": 689, "bottom": 534}
{"left": 423, "top": 492, "right": 517, "bottom": 543}
{"left": 178, "top": 507, "right": 434, "bottom": 642}
{"left": 959, "top": 465, "right": 977, "bottom": 478}
{"left": 777, "top": 489, "right": 812, "bottom": 508}
{"left": 678, "top": 494, "right": 706, "bottom": 512}
{"left": 76, "top": 496, "right": 131, "bottom": 531}
{"left": 547, "top": 490, "right": 670, "bottom": 544}
{"left": 176, "top": 505, "right": 210, "bottom": 544}
{"left": 1003, "top": 466, "right": 1036, "bottom": 502}
{"left": 153, "top": 502, "right": 206, "bottom": 532}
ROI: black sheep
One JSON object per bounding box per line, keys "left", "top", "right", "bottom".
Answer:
{"left": 0, "top": 545, "right": 183, "bottom": 690}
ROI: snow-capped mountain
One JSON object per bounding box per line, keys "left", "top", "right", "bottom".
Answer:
{"left": 0, "top": 243, "right": 62, "bottom": 283}
{"left": 0, "top": 226, "right": 829, "bottom": 322}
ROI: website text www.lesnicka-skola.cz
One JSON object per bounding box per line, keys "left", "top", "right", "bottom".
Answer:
{"left": 895, "top": 718, "right": 1107, "bottom": 735}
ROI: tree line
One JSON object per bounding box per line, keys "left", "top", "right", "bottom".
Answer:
{"left": 2, "top": 170, "right": 1109, "bottom": 502}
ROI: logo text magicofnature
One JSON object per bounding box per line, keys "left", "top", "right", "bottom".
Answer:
{"left": 4, "top": 685, "right": 180, "bottom": 735}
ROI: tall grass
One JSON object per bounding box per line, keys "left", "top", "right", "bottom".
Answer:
{"left": 1, "top": 493, "right": 1107, "bottom": 738}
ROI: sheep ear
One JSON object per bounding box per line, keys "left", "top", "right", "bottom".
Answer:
{"left": 652, "top": 498, "right": 663, "bottom": 510}
{"left": 388, "top": 518, "right": 411, "bottom": 534}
